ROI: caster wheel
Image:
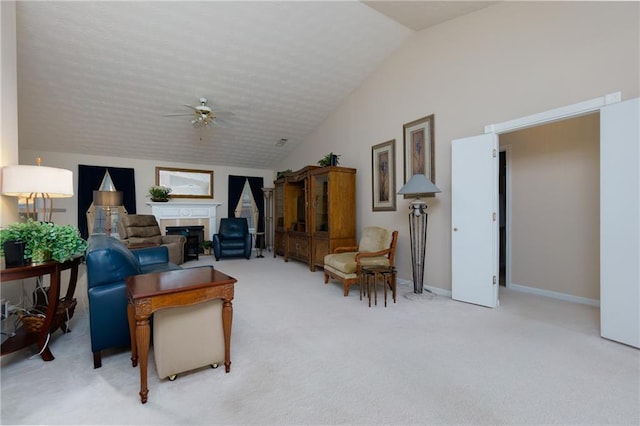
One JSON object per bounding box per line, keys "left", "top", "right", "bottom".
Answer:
{"left": 211, "top": 363, "right": 219, "bottom": 369}
{"left": 168, "top": 374, "right": 177, "bottom": 381}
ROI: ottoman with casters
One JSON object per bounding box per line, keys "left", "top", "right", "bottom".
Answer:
{"left": 153, "top": 299, "right": 226, "bottom": 380}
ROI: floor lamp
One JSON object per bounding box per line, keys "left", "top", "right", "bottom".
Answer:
{"left": 261, "top": 187, "right": 274, "bottom": 253}
{"left": 93, "top": 190, "right": 123, "bottom": 237}
{"left": 397, "top": 174, "right": 441, "bottom": 296}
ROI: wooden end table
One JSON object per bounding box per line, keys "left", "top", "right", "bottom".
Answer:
{"left": 360, "top": 266, "right": 397, "bottom": 307}
{"left": 126, "top": 266, "right": 236, "bottom": 404}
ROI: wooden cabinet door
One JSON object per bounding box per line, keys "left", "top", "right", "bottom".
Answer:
{"left": 274, "top": 229, "right": 286, "bottom": 257}
{"left": 288, "top": 232, "right": 310, "bottom": 262}
{"left": 277, "top": 166, "right": 356, "bottom": 272}
{"left": 313, "top": 235, "right": 329, "bottom": 271}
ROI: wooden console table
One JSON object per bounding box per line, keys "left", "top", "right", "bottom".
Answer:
{"left": 0, "top": 256, "right": 82, "bottom": 361}
{"left": 126, "top": 266, "right": 236, "bottom": 404}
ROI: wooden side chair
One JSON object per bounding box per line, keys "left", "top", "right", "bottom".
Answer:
{"left": 323, "top": 227, "right": 398, "bottom": 296}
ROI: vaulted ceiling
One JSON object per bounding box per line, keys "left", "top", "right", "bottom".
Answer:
{"left": 15, "top": 1, "right": 496, "bottom": 169}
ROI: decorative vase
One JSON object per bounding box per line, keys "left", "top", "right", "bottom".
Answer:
{"left": 3, "top": 240, "right": 27, "bottom": 268}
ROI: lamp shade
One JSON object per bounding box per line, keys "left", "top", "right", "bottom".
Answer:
{"left": 397, "top": 174, "right": 441, "bottom": 196}
{"left": 2, "top": 165, "right": 74, "bottom": 198}
{"left": 93, "top": 190, "right": 123, "bottom": 207}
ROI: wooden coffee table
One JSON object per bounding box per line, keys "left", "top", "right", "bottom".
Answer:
{"left": 126, "top": 266, "right": 236, "bottom": 403}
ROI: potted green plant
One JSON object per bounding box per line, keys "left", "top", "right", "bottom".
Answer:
{"left": 318, "top": 152, "right": 340, "bottom": 167}
{"left": 276, "top": 169, "right": 292, "bottom": 179}
{"left": 201, "top": 240, "right": 213, "bottom": 256}
{"left": 148, "top": 185, "right": 172, "bottom": 202}
{"left": 0, "top": 220, "right": 87, "bottom": 264}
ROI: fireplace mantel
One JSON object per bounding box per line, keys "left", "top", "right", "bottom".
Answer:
{"left": 147, "top": 201, "right": 222, "bottom": 236}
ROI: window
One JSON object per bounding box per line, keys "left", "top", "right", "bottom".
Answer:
{"left": 234, "top": 179, "right": 259, "bottom": 233}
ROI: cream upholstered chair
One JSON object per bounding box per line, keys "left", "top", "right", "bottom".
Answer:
{"left": 323, "top": 227, "right": 398, "bottom": 296}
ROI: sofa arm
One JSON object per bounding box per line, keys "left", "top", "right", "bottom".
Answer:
{"left": 244, "top": 233, "right": 253, "bottom": 258}
{"left": 161, "top": 234, "right": 186, "bottom": 246}
{"left": 87, "top": 280, "right": 131, "bottom": 353}
{"left": 132, "top": 245, "right": 170, "bottom": 266}
{"left": 86, "top": 235, "right": 141, "bottom": 288}
{"left": 212, "top": 234, "right": 223, "bottom": 256}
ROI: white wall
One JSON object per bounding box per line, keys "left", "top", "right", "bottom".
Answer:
{"left": 277, "top": 1, "right": 640, "bottom": 290}
{"left": 1, "top": 1, "right": 20, "bottom": 225}
{"left": 19, "top": 149, "right": 274, "bottom": 229}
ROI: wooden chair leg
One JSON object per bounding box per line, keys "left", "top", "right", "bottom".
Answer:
{"left": 324, "top": 272, "right": 329, "bottom": 284}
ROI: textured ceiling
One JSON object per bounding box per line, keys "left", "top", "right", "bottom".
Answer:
{"left": 363, "top": 1, "right": 497, "bottom": 31}
{"left": 15, "top": 1, "right": 495, "bottom": 169}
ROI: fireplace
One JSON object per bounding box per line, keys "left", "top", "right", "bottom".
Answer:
{"left": 166, "top": 225, "right": 205, "bottom": 261}
{"left": 147, "top": 201, "right": 221, "bottom": 239}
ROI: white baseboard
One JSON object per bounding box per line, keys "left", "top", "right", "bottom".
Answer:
{"left": 396, "top": 279, "right": 598, "bottom": 307}
{"left": 397, "top": 278, "right": 452, "bottom": 297}
{"left": 507, "top": 283, "right": 600, "bottom": 307}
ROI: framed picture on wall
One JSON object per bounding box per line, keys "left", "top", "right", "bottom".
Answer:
{"left": 403, "top": 114, "right": 435, "bottom": 196}
{"left": 155, "top": 167, "right": 214, "bottom": 198}
{"left": 371, "top": 139, "right": 396, "bottom": 211}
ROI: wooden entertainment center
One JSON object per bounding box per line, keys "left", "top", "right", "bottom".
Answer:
{"left": 274, "top": 165, "right": 356, "bottom": 271}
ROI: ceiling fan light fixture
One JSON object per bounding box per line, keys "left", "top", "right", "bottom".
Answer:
{"left": 167, "top": 97, "right": 223, "bottom": 127}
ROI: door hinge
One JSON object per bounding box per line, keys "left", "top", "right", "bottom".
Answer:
{"left": 492, "top": 212, "right": 497, "bottom": 221}
{"left": 493, "top": 275, "right": 497, "bottom": 285}
{"left": 492, "top": 149, "right": 497, "bottom": 158}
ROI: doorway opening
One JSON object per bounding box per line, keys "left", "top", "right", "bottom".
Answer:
{"left": 499, "top": 150, "right": 506, "bottom": 287}
{"left": 497, "top": 112, "right": 600, "bottom": 306}
{"left": 452, "top": 93, "right": 639, "bottom": 347}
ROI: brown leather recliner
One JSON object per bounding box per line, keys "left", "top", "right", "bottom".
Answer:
{"left": 117, "top": 214, "right": 186, "bottom": 264}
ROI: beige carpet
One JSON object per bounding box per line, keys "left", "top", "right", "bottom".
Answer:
{"left": 1, "top": 254, "right": 638, "bottom": 425}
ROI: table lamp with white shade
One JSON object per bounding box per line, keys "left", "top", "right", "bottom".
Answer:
{"left": 92, "top": 190, "right": 123, "bottom": 237}
{"left": 1, "top": 158, "right": 74, "bottom": 222}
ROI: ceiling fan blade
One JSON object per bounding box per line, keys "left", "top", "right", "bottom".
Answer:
{"left": 183, "top": 104, "right": 198, "bottom": 111}
{"left": 213, "top": 117, "right": 232, "bottom": 127}
{"left": 164, "top": 113, "right": 195, "bottom": 117}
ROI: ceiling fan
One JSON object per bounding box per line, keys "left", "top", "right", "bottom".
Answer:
{"left": 164, "top": 97, "right": 226, "bottom": 127}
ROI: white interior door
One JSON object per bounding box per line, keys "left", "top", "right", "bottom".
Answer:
{"left": 600, "top": 98, "right": 640, "bottom": 348}
{"left": 451, "top": 133, "right": 499, "bottom": 307}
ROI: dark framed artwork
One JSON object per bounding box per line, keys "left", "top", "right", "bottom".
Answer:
{"left": 403, "top": 114, "right": 435, "bottom": 195}
{"left": 371, "top": 139, "right": 396, "bottom": 211}
{"left": 155, "top": 167, "right": 213, "bottom": 198}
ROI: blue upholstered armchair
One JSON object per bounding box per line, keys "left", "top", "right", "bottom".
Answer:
{"left": 85, "top": 235, "right": 181, "bottom": 368}
{"left": 212, "top": 218, "right": 252, "bottom": 261}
